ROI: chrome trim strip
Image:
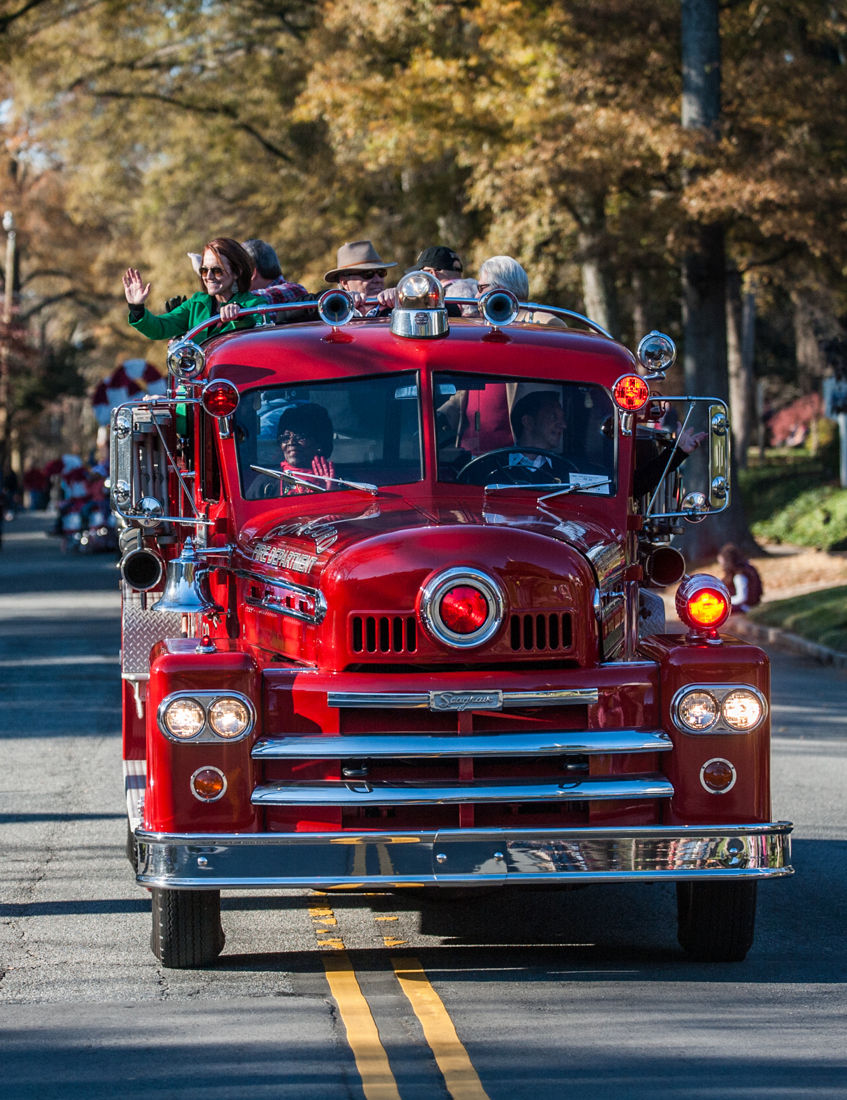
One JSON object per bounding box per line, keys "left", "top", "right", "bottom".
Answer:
{"left": 519, "top": 301, "right": 613, "bottom": 339}
{"left": 327, "top": 687, "right": 600, "bottom": 711}
{"left": 248, "top": 593, "right": 319, "bottom": 625}
{"left": 134, "top": 822, "right": 793, "bottom": 889}
{"left": 237, "top": 569, "right": 327, "bottom": 625}
{"left": 251, "top": 729, "right": 672, "bottom": 759}
{"left": 250, "top": 775, "right": 673, "bottom": 807}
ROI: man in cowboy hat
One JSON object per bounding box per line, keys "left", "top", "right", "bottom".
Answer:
{"left": 325, "top": 240, "right": 397, "bottom": 313}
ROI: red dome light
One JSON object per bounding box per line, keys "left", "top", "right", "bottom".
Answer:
{"left": 675, "top": 574, "right": 731, "bottom": 633}
{"left": 202, "top": 379, "right": 240, "bottom": 418}
{"left": 685, "top": 588, "right": 729, "bottom": 627}
{"left": 439, "top": 585, "right": 489, "bottom": 635}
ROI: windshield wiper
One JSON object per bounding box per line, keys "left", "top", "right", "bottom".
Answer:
{"left": 538, "top": 478, "right": 612, "bottom": 501}
{"left": 482, "top": 481, "right": 566, "bottom": 492}
{"left": 251, "top": 465, "right": 379, "bottom": 495}
{"left": 483, "top": 477, "right": 612, "bottom": 495}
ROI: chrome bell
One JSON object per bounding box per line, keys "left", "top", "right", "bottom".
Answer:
{"left": 151, "top": 538, "right": 220, "bottom": 614}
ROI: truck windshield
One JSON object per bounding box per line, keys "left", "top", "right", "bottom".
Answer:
{"left": 435, "top": 372, "right": 616, "bottom": 492}
{"left": 234, "top": 372, "right": 423, "bottom": 499}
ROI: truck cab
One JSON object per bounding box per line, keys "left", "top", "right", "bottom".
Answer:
{"left": 112, "top": 272, "right": 791, "bottom": 967}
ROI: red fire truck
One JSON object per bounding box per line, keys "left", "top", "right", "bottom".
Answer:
{"left": 112, "top": 272, "right": 792, "bottom": 968}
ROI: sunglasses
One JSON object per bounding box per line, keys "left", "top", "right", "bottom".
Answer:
{"left": 344, "top": 269, "right": 386, "bottom": 279}
{"left": 279, "top": 430, "right": 313, "bottom": 445}
{"left": 200, "top": 265, "right": 226, "bottom": 278}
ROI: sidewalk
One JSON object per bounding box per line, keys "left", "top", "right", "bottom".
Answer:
{"left": 728, "top": 615, "right": 847, "bottom": 668}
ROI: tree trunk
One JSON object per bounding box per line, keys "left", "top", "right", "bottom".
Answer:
{"left": 630, "top": 271, "right": 648, "bottom": 348}
{"left": 726, "top": 265, "right": 756, "bottom": 470}
{"left": 573, "top": 190, "right": 621, "bottom": 339}
{"left": 678, "top": 0, "right": 755, "bottom": 563}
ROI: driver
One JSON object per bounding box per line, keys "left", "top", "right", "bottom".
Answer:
{"left": 277, "top": 403, "right": 335, "bottom": 494}
{"left": 508, "top": 390, "right": 567, "bottom": 481}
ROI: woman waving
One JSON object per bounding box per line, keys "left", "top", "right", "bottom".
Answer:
{"left": 124, "top": 237, "right": 264, "bottom": 342}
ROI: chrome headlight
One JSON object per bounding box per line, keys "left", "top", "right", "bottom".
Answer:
{"left": 675, "top": 690, "right": 719, "bottom": 732}
{"left": 208, "top": 697, "right": 252, "bottom": 739}
{"left": 721, "top": 689, "right": 765, "bottom": 731}
{"left": 161, "top": 697, "right": 206, "bottom": 740}
{"left": 167, "top": 338, "right": 205, "bottom": 379}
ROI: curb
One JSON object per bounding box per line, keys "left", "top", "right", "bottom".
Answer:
{"left": 729, "top": 616, "right": 847, "bottom": 669}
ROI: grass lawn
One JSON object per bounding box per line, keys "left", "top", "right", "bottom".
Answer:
{"left": 748, "top": 585, "right": 847, "bottom": 653}
{"left": 731, "top": 448, "right": 847, "bottom": 651}
{"left": 740, "top": 452, "right": 847, "bottom": 551}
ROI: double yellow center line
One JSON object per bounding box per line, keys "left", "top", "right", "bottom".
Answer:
{"left": 309, "top": 900, "right": 489, "bottom": 1099}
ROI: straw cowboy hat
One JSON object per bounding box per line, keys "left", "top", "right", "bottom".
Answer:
{"left": 324, "top": 240, "right": 397, "bottom": 283}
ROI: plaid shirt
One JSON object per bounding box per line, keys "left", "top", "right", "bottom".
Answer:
{"left": 254, "top": 278, "right": 311, "bottom": 305}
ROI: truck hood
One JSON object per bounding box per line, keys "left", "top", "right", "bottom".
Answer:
{"left": 238, "top": 499, "right": 624, "bottom": 669}
{"left": 239, "top": 498, "right": 624, "bottom": 586}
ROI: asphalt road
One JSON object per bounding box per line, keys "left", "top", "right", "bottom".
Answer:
{"left": 1, "top": 511, "right": 846, "bottom": 1099}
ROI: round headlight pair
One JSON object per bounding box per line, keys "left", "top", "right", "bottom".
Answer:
{"left": 159, "top": 692, "right": 254, "bottom": 742}
{"left": 673, "top": 685, "right": 766, "bottom": 734}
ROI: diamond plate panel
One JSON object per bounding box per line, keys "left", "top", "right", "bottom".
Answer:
{"left": 122, "top": 590, "right": 184, "bottom": 676}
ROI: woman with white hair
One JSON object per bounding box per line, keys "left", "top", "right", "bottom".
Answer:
{"left": 443, "top": 277, "right": 480, "bottom": 317}
{"left": 476, "top": 255, "right": 565, "bottom": 327}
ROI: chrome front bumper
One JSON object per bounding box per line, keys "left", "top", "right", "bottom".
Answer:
{"left": 135, "top": 822, "right": 793, "bottom": 890}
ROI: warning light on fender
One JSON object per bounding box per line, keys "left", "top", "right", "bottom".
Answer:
{"left": 675, "top": 574, "right": 731, "bottom": 633}
{"left": 202, "top": 379, "right": 240, "bottom": 418}
{"left": 613, "top": 375, "right": 650, "bottom": 411}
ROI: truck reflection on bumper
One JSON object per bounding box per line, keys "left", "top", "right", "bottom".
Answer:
{"left": 136, "top": 822, "right": 793, "bottom": 890}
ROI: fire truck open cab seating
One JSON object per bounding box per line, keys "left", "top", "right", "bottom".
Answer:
{"left": 112, "top": 272, "right": 792, "bottom": 968}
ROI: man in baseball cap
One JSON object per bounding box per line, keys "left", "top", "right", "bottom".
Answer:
{"left": 414, "top": 246, "right": 464, "bottom": 287}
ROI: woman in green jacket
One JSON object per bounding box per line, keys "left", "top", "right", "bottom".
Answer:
{"left": 123, "top": 237, "right": 265, "bottom": 341}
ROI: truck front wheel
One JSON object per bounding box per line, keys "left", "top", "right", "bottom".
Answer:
{"left": 676, "top": 881, "right": 757, "bottom": 962}
{"left": 150, "top": 888, "right": 225, "bottom": 968}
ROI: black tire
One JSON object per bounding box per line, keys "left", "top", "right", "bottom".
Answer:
{"left": 676, "top": 880, "right": 757, "bottom": 962}
{"left": 150, "top": 888, "right": 225, "bottom": 968}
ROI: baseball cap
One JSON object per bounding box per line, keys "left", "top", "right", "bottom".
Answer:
{"left": 415, "top": 246, "right": 463, "bottom": 273}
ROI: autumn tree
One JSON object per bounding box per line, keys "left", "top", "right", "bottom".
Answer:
{"left": 1, "top": 0, "right": 846, "bottom": 482}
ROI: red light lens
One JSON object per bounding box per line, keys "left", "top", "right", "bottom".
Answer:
{"left": 202, "top": 379, "right": 240, "bottom": 417}
{"left": 613, "top": 375, "right": 650, "bottom": 411}
{"left": 439, "top": 585, "right": 489, "bottom": 634}
{"left": 685, "top": 588, "right": 729, "bottom": 627}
